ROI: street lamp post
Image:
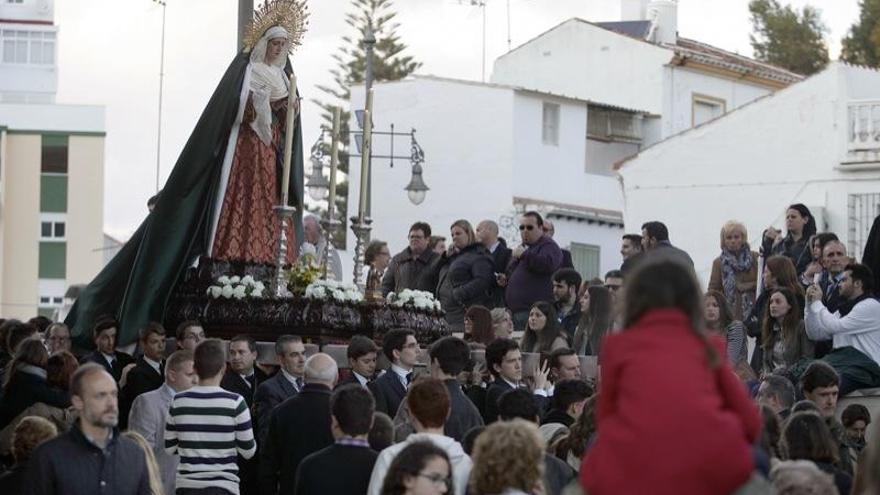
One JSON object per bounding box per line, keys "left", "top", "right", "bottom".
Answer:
{"left": 153, "top": 0, "right": 167, "bottom": 193}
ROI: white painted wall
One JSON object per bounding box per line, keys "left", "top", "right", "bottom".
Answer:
{"left": 512, "top": 92, "right": 624, "bottom": 211}
{"left": 586, "top": 138, "right": 640, "bottom": 176}
{"left": 492, "top": 19, "right": 671, "bottom": 116}
{"left": 0, "top": 102, "right": 104, "bottom": 133}
{"left": 663, "top": 66, "right": 773, "bottom": 136}
{"left": 348, "top": 78, "right": 516, "bottom": 258}
{"left": 619, "top": 63, "right": 880, "bottom": 284}
{"left": 491, "top": 18, "right": 785, "bottom": 144}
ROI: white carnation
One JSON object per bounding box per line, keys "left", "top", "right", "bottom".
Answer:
{"left": 217, "top": 275, "right": 231, "bottom": 285}
{"left": 251, "top": 287, "right": 264, "bottom": 298}
{"left": 232, "top": 285, "right": 247, "bottom": 299}
{"left": 221, "top": 285, "right": 234, "bottom": 298}
{"left": 229, "top": 275, "right": 241, "bottom": 284}
{"left": 241, "top": 275, "right": 256, "bottom": 286}
{"left": 208, "top": 286, "right": 222, "bottom": 298}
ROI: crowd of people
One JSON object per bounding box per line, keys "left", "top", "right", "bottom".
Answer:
{"left": 0, "top": 204, "right": 879, "bottom": 494}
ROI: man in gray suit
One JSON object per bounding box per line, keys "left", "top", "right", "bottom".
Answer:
{"left": 128, "top": 349, "right": 198, "bottom": 495}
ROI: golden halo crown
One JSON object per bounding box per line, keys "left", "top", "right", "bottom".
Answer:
{"left": 244, "top": 0, "right": 310, "bottom": 54}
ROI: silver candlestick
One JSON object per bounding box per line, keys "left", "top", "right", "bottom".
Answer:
{"left": 351, "top": 215, "right": 373, "bottom": 289}
{"left": 273, "top": 205, "right": 298, "bottom": 297}
{"left": 319, "top": 217, "right": 341, "bottom": 280}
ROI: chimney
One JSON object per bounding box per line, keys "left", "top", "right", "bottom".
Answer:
{"left": 620, "top": 0, "right": 649, "bottom": 21}
{"left": 647, "top": 0, "right": 678, "bottom": 45}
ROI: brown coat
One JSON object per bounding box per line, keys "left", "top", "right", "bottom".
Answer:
{"left": 708, "top": 253, "right": 759, "bottom": 321}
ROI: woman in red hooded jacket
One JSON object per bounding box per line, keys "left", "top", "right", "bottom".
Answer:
{"left": 581, "top": 253, "right": 761, "bottom": 495}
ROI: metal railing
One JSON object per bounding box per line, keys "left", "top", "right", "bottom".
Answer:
{"left": 847, "top": 192, "right": 880, "bottom": 259}
{"left": 848, "top": 100, "right": 880, "bottom": 153}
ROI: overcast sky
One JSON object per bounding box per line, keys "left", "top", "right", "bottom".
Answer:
{"left": 54, "top": 0, "right": 860, "bottom": 240}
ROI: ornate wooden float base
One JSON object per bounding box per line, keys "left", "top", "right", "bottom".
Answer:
{"left": 164, "top": 257, "right": 449, "bottom": 344}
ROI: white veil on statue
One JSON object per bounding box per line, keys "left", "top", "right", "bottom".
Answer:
{"left": 249, "top": 25, "right": 291, "bottom": 145}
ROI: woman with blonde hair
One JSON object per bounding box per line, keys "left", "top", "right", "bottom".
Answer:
{"left": 470, "top": 419, "right": 545, "bottom": 495}
{"left": 489, "top": 308, "right": 513, "bottom": 340}
{"left": 123, "top": 430, "right": 165, "bottom": 495}
{"left": 434, "top": 219, "right": 494, "bottom": 332}
{"left": 708, "top": 221, "right": 758, "bottom": 321}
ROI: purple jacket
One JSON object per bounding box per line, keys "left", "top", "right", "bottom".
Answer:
{"left": 505, "top": 235, "right": 563, "bottom": 312}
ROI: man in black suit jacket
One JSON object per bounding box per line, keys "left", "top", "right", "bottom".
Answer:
{"left": 80, "top": 318, "right": 134, "bottom": 383}
{"left": 261, "top": 353, "right": 337, "bottom": 495}
{"left": 394, "top": 336, "right": 484, "bottom": 442}
{"left": 369, "top": 328, "right": 419, "bottom": 416}
{"left": 484, "top": 338, "right": 549, "bottom": 424}
{"left": 119, "top": 323, "right": 167, "bottom": 430}
{"left": 254, "top": 335, "right": 305, "bottom": 443}
{"left": 477, "top": 220, "right": 512, "bottom": 308}
{"left": 294, "top": 384, "right": 378, "bottom": 495}
{"left": 221, "top": 335, "right": 269, "bottom": 495}
{"left": 336, "top": 335, "right": 379, "bottom": 389}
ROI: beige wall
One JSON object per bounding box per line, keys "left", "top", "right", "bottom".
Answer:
{"left": 66, "top": 135, "right": 104, "bottom": 285}
{"left": 1, "top": 134, "right": 40, "bottom": 319}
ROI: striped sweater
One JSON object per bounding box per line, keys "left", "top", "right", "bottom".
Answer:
{"left": 165, "top": 385, "right": 256, "bottom": 495}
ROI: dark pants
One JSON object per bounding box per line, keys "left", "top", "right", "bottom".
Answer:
{"left": 177, "top": 488, "right": 234, "bottom": 495}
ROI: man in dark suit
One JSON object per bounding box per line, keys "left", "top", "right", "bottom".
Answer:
{"left": 294, "top": 384, "right": 378, "bottom": 494}
{"left": 336, "top": 335, "right": 378, "bottom": 389}
{"left": 80, "top": 317, "right": 134, "bottom": 383}
{"left": 254, "top": 335, "right": 305, "bottom": 443}
{"left": 369, "top": 328, "right": 419, "bottom": 416}
{"left": 220, "top": 334, "right": 268, "bottom": 495}
{"left": 484, "top": 338, "right": 549, "bottom": 424}
{"left": 119, "top": 322, "right": 167, "bottom": 430}
{"left": 477, "top": 220, "right": 512, "bottom": 308}
{"left": 260, "top": 353, "right": 337, "bottom": 495}
{"left": 394, "top": 336, "right": 484, "bottom": 442}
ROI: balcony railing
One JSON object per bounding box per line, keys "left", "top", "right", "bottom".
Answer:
{"left": 842, "top": 100, "right": 880, "bottom": 167}
{"left": 848, "top": 101, "right": 880, "bottom": 152}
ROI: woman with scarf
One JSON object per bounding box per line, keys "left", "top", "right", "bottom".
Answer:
{"left": 709, "top": 221, "right": 758, "bottom": 322}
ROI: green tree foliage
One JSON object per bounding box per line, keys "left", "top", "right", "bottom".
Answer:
{"left": 311, "top": 0, "right": 421, "bottom": 246}
{"left": 841, "top": 0, "right": 880, "bottom": 67}
{"left": 748, "top": 0, "right": 829, "bottom": 75}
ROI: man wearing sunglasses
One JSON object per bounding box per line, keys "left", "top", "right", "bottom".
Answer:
{"left": 505, "top": 211, "right": 563, "bottom": 332}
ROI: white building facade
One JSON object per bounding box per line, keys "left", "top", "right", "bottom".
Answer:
{"left": 490, "top": 16, "right": 802, "bottom": 140}
{"left": 335, "top": 1, "right": 803, "bottom": 285}
{"left": 618, "top": 63, "right": 880, "bottom": 283}
{"left": 0, "top": 0, "right": 106, "bottom": 319}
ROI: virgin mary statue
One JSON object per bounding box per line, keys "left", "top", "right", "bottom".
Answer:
{"left": 66, "top": 0, "right": 309, "bottom": 346}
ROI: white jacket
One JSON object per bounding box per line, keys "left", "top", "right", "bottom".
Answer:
{"left": 367, "top": 432, "right": 473, "bottom": 495}
{"left": 805, "top": 297, "right": 880, "bottom": 364}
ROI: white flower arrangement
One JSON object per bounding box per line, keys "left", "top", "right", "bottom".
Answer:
{"left": 206, "top": 274, "right": 266, "bottom": 300}
{"left": 304, "top": 279, "right": 364, "bottom": 304}
{"left": 386, "top": 289, "right": 442, "bottom": 311}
